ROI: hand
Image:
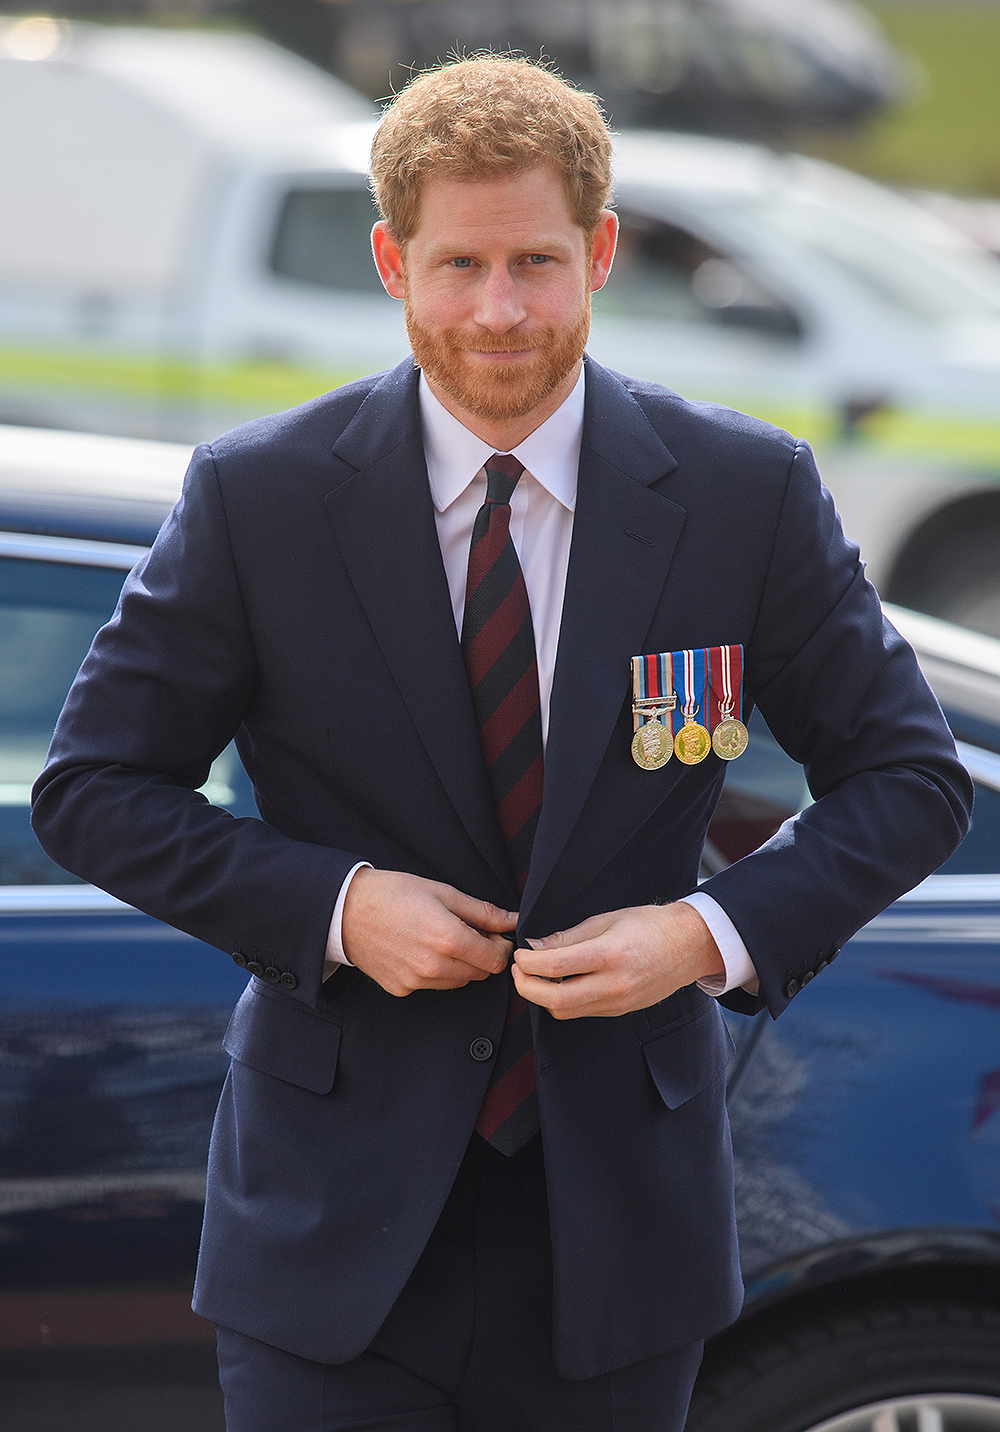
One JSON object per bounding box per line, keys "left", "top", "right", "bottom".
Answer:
{"left": 341, "top": 868, "right": 517, "bottom": 997}
{"left": 512, "top": 902, "right": 725, "bottom": 1019}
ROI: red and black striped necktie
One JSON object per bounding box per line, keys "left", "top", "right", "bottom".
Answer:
{"left": 462, "top": 453, "right": 542, "bottom": 1156}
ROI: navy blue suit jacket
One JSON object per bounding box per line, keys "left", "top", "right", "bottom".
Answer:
{"left": 31, "top": 357, "right": 971, "bottom": 1378}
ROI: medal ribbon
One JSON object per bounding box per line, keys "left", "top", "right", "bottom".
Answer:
{"left": 706, "top": 644, "right": 744, "bottom": 726}
{"left": 671, "top": 647, "right": 708, "bottom": 726}
{"left": 630, "top": 652, "right": 675, "bottom": 733}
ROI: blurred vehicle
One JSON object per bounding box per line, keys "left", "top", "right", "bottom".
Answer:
{"left": 0, "top": 18, "right": 389, "bottom": 440}
{"left": 2, "top": 423, "right": 1000, "bottom": 1428}
{"left": 300, "top": 0, "right": 908, "bottom": 137}
{"left": 3, "top": 19, "right": 1000, "bottom": 634}
{"left": 912, "top": 189, "right": 1000, "bottom": 263}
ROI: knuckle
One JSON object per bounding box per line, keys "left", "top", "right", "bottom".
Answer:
{"left": 438, "top": 931, "right": 464, "bottom": 961}
{"left": 414, "top": 953, "right": 441, "bottom": 981}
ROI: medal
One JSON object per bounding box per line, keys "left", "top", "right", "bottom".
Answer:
{"left": 709, "top": 643, "right": 748, "bottom": 760}
{"left": 631, "top": 721, "right": 673, "bottom": 770}
{"left": 712, "top": 716, "right": 749, "bottom": 760}
{"left": 629, "top": 654, "right": 676, "bottom": 770}
{"left": 673, "top": 647, "right": 711, "bottom": 764}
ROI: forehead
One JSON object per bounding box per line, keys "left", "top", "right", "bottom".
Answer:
{"left": 410, "top": 163, "right": 582, "bottom": 248}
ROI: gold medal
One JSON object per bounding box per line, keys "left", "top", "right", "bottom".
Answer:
{"left": 712, "top": 716, "right": 749, "bottom": 760}
{"left": 631, "top": 719, "right": 672, "bottom": 770}
{"left": 674, "top": 719, "right": 711, "bottom": 765}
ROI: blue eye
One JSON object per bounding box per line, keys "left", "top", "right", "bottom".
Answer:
{"left": 453, "top": 257, "right": 472, "bottom": 268}
{"left": 528, "top": 254, "right": 548, "bottom": 265}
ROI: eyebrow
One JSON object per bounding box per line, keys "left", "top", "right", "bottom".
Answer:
{"left": 422, "top": 235, "right": 578, "bottom": 261}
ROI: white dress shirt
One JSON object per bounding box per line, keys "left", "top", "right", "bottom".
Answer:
{"left": 326, "top": 367, "right": 757, "bottom": 996}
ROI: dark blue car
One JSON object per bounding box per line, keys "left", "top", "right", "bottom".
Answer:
{"left": 1, "top": 424, "right": 999, "bottom": 1431}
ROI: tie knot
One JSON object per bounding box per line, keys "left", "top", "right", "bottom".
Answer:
{"left": 484, "top": 453, "right": 525, "bottom": 506}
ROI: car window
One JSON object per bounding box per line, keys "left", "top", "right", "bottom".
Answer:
{"left": 749, "top": 188, "right": 1000, "bottom": 325}
{"left": 706, "top": 709, "right": 999, "bottom": 877}
{"left": 270, "top": 185, "right": 387, "bottom": 295}
{"left": 594, "top": 211, "right": 802, "bottom": 340}
{"left": 0, "top": 554, "right": 255, "bottom": 886}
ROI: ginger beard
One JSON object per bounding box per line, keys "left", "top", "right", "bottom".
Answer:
{"left": 402, "top": 270, "right": 591, "bottom": 423}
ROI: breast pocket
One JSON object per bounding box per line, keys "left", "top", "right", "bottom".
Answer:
{"left": 223, "top": 982, "right": 342, "bottom": 1094}
{"left": 640, "top": 1003, "right": 735, "bottom": 1110}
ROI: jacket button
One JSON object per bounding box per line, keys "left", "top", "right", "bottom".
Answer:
{"left": 263, "top": 966, "right": 281, "bottom": 983}
{"left": 246, "top": 961, "right": 264, "bottom": 977}
{"left": 828, "top": 946, "right": 841, "bottom": 963}
{"left": 784, "top": 976, "right": 800, "bottom": 998}
{"left": 801, "top": 970, "right": 815, "bottom": 985}
{"left": 231, "top": 952, "right": 247, "bottom": 968}
{"left": 280, "top": 972, "right": 299, "bottom": 990}
{"left": 470, "top": 1038, "right": 494, "bottom": 1062}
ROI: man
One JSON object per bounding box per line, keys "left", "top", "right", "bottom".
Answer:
{"left": 32, "top": 55, "right": 971, "bottom": 1432}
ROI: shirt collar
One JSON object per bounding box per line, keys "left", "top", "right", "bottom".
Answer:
{"left": 419, "top": 365, "right": 584, "bottom": 515}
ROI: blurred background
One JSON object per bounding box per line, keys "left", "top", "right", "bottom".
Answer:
{"left": 2, "top": 0, "right": 1000, "bottom": 636}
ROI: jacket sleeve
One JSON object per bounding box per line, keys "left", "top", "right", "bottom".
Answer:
{"left": 30, "top": 444, "right": 359, "bottom": 1008}
{"left": 700, "top": 440, "right": 973, "bottom": 1019}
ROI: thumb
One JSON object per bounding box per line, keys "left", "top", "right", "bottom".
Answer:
{"left": 445, "top": 890, "right": 519, "bottom": 934}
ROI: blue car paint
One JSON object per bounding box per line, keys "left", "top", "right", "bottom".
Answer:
{"left": 722, "top": 898, "right": 1000, "bottom": 1318}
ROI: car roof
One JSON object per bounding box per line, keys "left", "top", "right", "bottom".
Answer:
{"left": 0, "top": 423, "right": 190, "bottom": 544}
{"left": 882, "top": 603, "right": 1000, "bottom": 754}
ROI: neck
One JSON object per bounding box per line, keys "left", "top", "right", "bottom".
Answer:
{"left": 423, "top": 361, "right": 582, "bottom": 451}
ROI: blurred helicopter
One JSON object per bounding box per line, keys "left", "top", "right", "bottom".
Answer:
{"left": 244, "top": 0, "right": 911, "bottom": 140}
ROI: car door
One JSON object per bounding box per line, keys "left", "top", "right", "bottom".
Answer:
{"left": 0, "top": 532, "right": 245, "bottom": 1428}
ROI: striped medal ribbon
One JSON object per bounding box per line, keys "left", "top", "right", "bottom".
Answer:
{"left": 630, "top": 653, "right": 676, "bottom": 769}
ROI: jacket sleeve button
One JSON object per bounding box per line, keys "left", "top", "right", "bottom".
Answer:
{"left": 246, "top": 961, "right": 264, "bottom": 977}
{"left": 470, "top": 1038, "right": 494, "bottom": 1062}
{"left": 280, "top": 972, "right": 299, "bottom": 990}
{"left": 801, "top": 970, "right": 815, "bottom": 985}
{"left": 231, "top": 952, "right": 247, "bottom": 968}
{"left": 784, "top": 976, "right": 800, "bottom": 998}
{"left": 263, "top": 966, "right": 281, "bottom": 983}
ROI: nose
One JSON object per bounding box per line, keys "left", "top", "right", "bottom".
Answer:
{"left": 473, "top": 265, "right": 528, "bottom": 333}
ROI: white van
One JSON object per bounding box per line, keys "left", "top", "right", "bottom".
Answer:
{"left": 0, "top": 18, "right": 408, "bottom": 439}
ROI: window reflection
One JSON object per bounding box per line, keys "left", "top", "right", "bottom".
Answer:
{"left": 270, "top": 185, "right": 387, "bottom": 295}
{"left": 0, "top": 556, "right": 254, "bottom": 886}
{"left": 596, "top": 211, "right": 802, "bottom": 339}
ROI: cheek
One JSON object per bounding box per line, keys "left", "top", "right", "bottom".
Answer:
{"left": 408, "top": 280, "right": 475, "bottom": 329}
{"left": 534, "top": 274, "right": 589, "bottom": 325}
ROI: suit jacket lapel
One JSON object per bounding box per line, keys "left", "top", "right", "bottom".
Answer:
{"left": 522, "top": 361, "right": 686, "bottom": 919}
{"left": 324, "top": 362, "right": 512, "bottom": 893}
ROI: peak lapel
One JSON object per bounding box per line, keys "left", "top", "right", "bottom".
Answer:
{"left": 521, "top": 362, "right": 686, "bottom": 918}
{"left": 324, "top": 363, "right": 512, "bottom": 893}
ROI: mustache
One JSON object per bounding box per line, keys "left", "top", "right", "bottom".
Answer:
{"left": 443, "top": 329, "right": 556, "bottom": 354}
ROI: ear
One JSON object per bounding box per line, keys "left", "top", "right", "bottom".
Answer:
{"left": 589, "top": 210, "right": 619, "bottom": 293}
{"left": 372, "top": 222, "right": 406, "bottom": 300}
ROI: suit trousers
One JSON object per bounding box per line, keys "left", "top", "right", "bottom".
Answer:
{"left": 216, "top": 1132, "right": 704, "bottom": 1431}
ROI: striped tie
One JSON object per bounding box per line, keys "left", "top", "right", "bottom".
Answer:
{"left": 462, "top": 453, "right": 542, "bottom": 1156}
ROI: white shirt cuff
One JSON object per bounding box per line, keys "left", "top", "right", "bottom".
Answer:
{"left": 680, "top": 891, "right": 758, "bottom": 996}
{"left": 324, "top": 862, "right": 372, "bottom": 976}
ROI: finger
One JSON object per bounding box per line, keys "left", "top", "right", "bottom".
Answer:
{"left": 481, "top": 932, "right": 513, "bottom": 968}
{"left": 526, "top": 913, "right": 613, "bottom": 951}
{"left": 434, "top": 918, "right": 511, "bottom": 976}
{"left": 443, "top": 889, "right": 519, "bottom": 935}
{"left": 513, "top": 965, "right": 612, "bottom": 1016}
{"left": 514, "top": 937, "right": 606, "bottom": 981}
{"left": 404, "top": 948, "right": 502, "bottom": 991}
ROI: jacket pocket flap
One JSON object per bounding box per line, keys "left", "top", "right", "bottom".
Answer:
{"left": 223, "top": 984, "right": 342, "bottom": 1094}
{"left": 641, "top": 1005, "right": 735, "bottom": 1110}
